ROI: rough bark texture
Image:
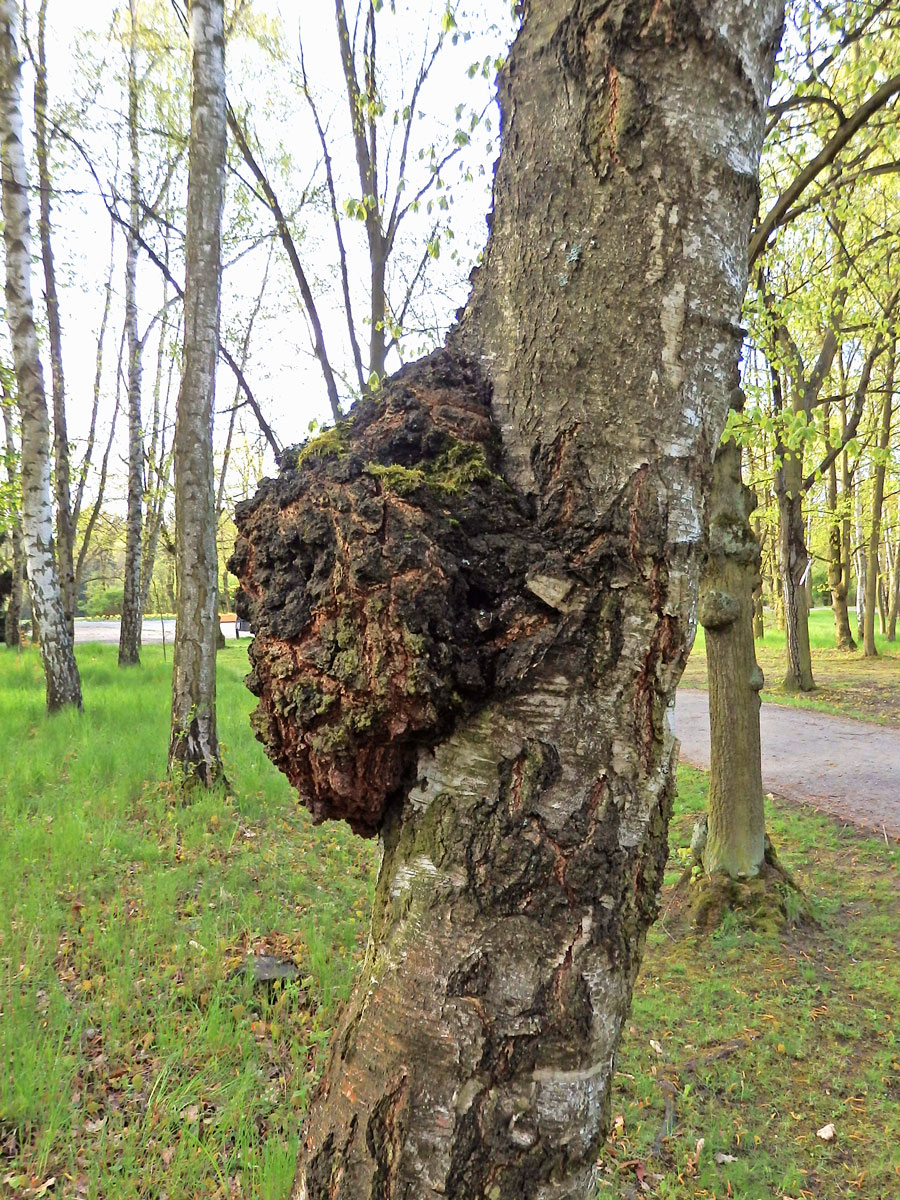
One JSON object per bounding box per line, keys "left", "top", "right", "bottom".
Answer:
{"left": 233, "top": 2, "right": 781, "bottom": 1196}
{"left": 775, "top": 450, "right": 814, "bottom": 690}
{"left": 168, "top": 0, "right": 224, "bottom": 786}
{"left": 699, "top": 438, "right": 765, "bottom": 878}
{"left": 0, "top": 0, "right": 81, "bottom": 710}
{"left": 119, "top": 0, "right": 145, "bottom": 667}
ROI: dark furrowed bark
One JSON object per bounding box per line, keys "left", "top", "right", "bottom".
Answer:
{"left": 232, "top": 1, "right": 782, "bottom": 1195}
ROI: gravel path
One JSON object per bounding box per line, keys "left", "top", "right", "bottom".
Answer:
{"left": 673, "top": 688, "right": 900, "bottom": 840}
{"left": 73, "top": 619, "right": 245, "bottom": 645}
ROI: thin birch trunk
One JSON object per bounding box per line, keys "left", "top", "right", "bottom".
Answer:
{"left": 864, "top": 344, "right": 893, "bottom": 656}
{"left": 119, "top": 0, "right": 145, "bottom": 666}
{"left": 1, "top": 389, "right": 23, "bottom": 646}
{"left": 33, "top": 0, "right": 75, "bottom": 633}
{"left": 0, "top": 0, "right": 80, "bottom": 710}
{"left": 169, "top": 0, "right": 225, "bottom": 787}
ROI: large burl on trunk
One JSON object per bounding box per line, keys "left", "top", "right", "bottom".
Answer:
{"left": 231, "top": 2, "right": 782, "bottom": 1197}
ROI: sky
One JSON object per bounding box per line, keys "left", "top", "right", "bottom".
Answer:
{"left": 24, "top": 0, "right": 514, "bottom": 496}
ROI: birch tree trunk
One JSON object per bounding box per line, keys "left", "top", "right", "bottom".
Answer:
{"left": 827, "top": 452, "right": 855, "bottom": 650}
{"left": 1, "top": 389, "right": 23, "bottom": 647}
{"left": 232, "top": 2, "right": 781, "bottom": 1195}
{"left": 33, "top": 0, "right": 75, "bottom": 635}
{"left": 168, "top": 0, "right": 225, "bottom": 786}
{"left": 119, "top": 0, "right": 145, "bottom": 667}
{"left": 863, "top": 342, "right": 893, "bottom": 656}
{"left": 0, "top": 0, "right": 81, "bottom": 710}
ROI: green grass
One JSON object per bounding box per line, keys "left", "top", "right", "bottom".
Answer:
{"left": 2, "top": 645, "right": 898, "bottom": 1199}
{"left": 683, "top": 607, "right": 900, "bottom": 725}
{"left": 599, "top": 769, "right": 900, "bottom": 1199}
{"left": 0, "top": 644, "right": 377, "bottom": 1199}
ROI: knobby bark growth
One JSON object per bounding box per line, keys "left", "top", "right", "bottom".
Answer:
{"left": 168, "top": 0, "right": 225, "bottom": 787}
{"left": 233, "top": 2, "right": 781, "bottom": 1195}
{"left": 0, "top": 0, "right": 81, "bottom": 711}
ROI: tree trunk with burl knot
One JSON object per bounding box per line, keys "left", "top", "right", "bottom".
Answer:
{"left": 231, "top": 2, "right": 782, "bottom": 1196}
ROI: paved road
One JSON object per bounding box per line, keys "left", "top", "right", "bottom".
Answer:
{"left": 673, "top": 688, "right": 900, "bottom": 840}
{"left": 73, "top": 618, "right": 247, "bottom": 645}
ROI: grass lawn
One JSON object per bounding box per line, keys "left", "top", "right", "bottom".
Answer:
{"left": 682, "top": 607, "right": 900, "bottom": 725}
{"left": 1, "top": 644, "right": 898, "bottom": 1198}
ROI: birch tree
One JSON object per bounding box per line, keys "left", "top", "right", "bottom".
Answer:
{"left": 168, "top": 0, "right": 225, "bottom": 787}
{"left": 232, "top": 1, "right": 783, "bottom": 1194}
{"left": 0, "top": 0, "right": 80, "bottom": 711}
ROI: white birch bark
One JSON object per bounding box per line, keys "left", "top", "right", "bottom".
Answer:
{"left": 168, "top": 0, "right": 225, "bottom": 785}
{"left": 0, "top": 0, "right": 80, "bottom": 710}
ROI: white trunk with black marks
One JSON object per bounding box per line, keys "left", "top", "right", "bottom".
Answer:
{"left": 168, "top": 0, "right": 224, "bottom": 786}
{"left": 0, "top": 0, "right": 81, "bottom": 710}
{"left": 1, "top": 393, "right": 23, "bottom": 646}
{"left": 119, "top": 0, "right": 145, "bottom": 667}
{"left": 34, "top": 0, "right": 75, "bottom": 635}
{"left": 292, "top": 2, "right": 782, "bottom": 1197}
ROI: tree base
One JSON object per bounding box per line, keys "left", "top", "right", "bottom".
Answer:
{"left": 692, "top": 839, "right": 814, "bottom": 934}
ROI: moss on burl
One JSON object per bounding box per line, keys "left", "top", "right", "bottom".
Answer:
{"left": 229, "top": 349, "right": 564, "bottom": 836}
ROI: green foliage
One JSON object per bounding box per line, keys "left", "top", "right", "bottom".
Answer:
{"left": 84, "top": 586, "right": 126, "bottom": 618}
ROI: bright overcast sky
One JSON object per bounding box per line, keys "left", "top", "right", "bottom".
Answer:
{"left": 28, "top": 0, "right": 513, "bottom": 482}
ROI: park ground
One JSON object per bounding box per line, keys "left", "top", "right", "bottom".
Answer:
{"left": 1, "top": 626, "right": 898, "bottom": 1199}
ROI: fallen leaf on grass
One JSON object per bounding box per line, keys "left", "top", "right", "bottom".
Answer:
{"left": 649, "top": 1039, "right": 664, "bottom": 1056}
{"left": 816, "top": 1122, "right": 836, "bottom": 1141}
{"left": 715, "top": 1152, "right": 738, "bottom": 1164}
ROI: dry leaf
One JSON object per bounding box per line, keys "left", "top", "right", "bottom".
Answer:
{"left": 715, "top": 1152, "right": 738, "bottom": 1164}
{"left": 649, "top": 1039, "right": 664, "bottom": 1056}
{"left": 816, "top": 1122, "right": 836, "bottom": 1141}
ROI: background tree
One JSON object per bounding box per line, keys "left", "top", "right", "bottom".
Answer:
{"left": 0, "top": 0, "right": 80, "bottom": 710}
{"left": 168, "top": 0, "right": 226, "bottom": 787}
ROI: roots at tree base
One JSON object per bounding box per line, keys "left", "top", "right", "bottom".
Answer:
{"left": 691, "top": 836, "right": 814, "bottom": 933}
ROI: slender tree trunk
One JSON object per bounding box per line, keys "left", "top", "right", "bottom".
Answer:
{"left": 878, "top": 570, "right": 887, "bottom": 635}
{"left": 775, "top": 450, "right": 814, "bottom": 689}
{"left": 826, "top": 453, "right": 855, "bottom": 649}
{"left": 752, "top": 517, "right": 765, "bottom": 639}
{"left": 888, "top": 527, "right": 900, "bottom": 641}
{"left": 854, "top": 487, "right": 866, "bottom": 642}
{"left": 169, "top": 0, "right": 225, "bottom": 787}
{"left": 1, "top": 391, "right": 23, "bottom": 647}
{"left": 232, "top": 3, "right": 782, "bottom": 1195}
{"left": 863, "top": 344, "right": 893, "bottom": 656}
{"left": 33, "top": 0, "right": 75, "bottom": 634}
{"left": 119, "top": 0, "right": 145, "bottom": 666}
{"left": 0, "top": 0, "right": 80, "bottom": 710}
{"left": 700, "top": 440, "right": 765, "bottom": 878}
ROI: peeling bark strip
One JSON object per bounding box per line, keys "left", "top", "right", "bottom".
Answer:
{"left": 234, "top": 1, "right": 781, "bottom": 1196}
{"left": 0, "top": 0, "right": 81, "bottom": 711}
